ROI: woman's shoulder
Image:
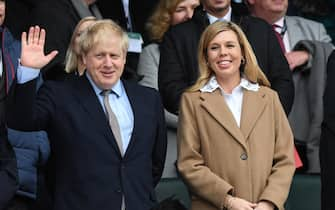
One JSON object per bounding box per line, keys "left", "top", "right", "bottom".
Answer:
{"left": 257, "top": 86, "right": 279, "bottom": 99}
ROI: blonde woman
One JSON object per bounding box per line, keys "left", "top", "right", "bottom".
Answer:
{"left": 177, "top": 21, "right": 295, "bottom": 210}
{"left": 64, "top": 16, "right": 97, "bottom": 76}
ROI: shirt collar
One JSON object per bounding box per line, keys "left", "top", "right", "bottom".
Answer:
{"left": 207, "top": 6, "right": 232, "bottom": 24}
{"left": 85, "top": 72, "right": 123, "bottom": 97}
{"left": 274, "top": 17, "right": 285, "bottom": 28}
{"left": 200, "top": 75, "right": 260, "bottom": 93}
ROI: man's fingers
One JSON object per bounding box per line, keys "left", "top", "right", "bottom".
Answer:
{"left": 45, "top": 50, "right": 58, "bottom": 63}
{"left": 33, "top": 25, "right": 40, "bottom": 45}
{"left": 38, "top": 29, "right": 46, "bottom": 46}
{"left": 21, "top": 32, "right": 27, "bottom": 46}
{"left": 28, "top": 26, "right": 34, "bottom": 45}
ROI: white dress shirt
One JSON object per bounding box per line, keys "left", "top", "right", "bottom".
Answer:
{"left": 200, "top": 76, "right": 259, "bottom": 127}
{"left": 274, "top": 17, "right": 291, "bottom": 52}
{"left": 207, "top": 6, "right": 232, "bottom": 24}
{"left": 87, "top": 73, "right": 134, "bottom": 154}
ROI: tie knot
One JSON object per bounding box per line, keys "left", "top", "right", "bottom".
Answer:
{"left": 272, "top": 23, "right": 287, "bottom": 37}
{"left": 272, "top": 24, "right": 281, "bottom": 32}
{"left": 101, "top": 90, "right": 112, "bottom": 97}
{"left": 101, "top": 89, "right": 120, "bottom": 98}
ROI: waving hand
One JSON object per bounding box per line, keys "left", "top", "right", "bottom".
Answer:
{"left": 20, "top": 26, "right": 58, "bottom": 69}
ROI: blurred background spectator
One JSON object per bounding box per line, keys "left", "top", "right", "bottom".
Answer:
{"left": 137, "top": 0, "right": 199, "bottom": 178}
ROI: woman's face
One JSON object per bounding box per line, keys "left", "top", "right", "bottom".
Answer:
{"left": 171, "top": 0, "right": 200, "bottom": 25}
{"left": 207, "top": 30, "right": 243, "bottom": 83}
{"left": 74, "top": 20, "right": 96, "bottom": 55}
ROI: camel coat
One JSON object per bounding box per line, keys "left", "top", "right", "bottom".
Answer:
{"left": 177, "top": 86, "right": 295, "bottom": 210}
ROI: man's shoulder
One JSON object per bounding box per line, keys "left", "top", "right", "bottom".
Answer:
{"left": 286, "top": 15, "right": 324, "bottom": 27}
{"left": 258, "top": 86, "right": 278, "bottom": 100}
{"left": 238, "top": 15, "right": 271, "bottom": 30}
{"left": 123, "top": 80, "right": 160, "bottom": 97}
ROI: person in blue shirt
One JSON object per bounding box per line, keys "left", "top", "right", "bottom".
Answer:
{"left": 7, "top": 20, "right": 167, "bottom": 210}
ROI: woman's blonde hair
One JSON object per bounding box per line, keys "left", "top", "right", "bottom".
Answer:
{"left": 65, "top": 16, "right": 97, "bottom": 73}
{"left": 189, "top": 21, "right": 271, "bottom": 91}
{"left": 79, "top": 19, "right": 129, "bottom": 57}
{"left": 146, "top": 0, "right": 186, "bottom": 42}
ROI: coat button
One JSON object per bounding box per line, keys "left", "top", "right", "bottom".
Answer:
{"left": 240, "top": 153, "right": 248, "bottom": 160}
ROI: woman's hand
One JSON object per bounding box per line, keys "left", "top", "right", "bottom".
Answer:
{"left": 227, "top": 196, "right": 257, "bottom": 210}
{"left": 20, "top": 25, "right": 58, "bottom": 69}
{"left": 254, "top": 201, "right": 275, "bottom": 210}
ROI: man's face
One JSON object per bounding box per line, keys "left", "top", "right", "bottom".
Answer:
{"left": 83, "top": 32, "right": 126, "bottom": 90}
{"left": 248, "top": 0, "right": 288, "bottom": 22}
{"left": 202, "top": 0, "right": 231, "bottom": 17}
{"left": 0, "top": 1, "right": 5, "bottom": 26}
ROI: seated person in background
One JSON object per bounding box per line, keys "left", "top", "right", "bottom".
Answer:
{"left": 137, "top": 0, "right": 199, "bottom": 177}
{"left": 64, "top": 16, "right": 97, "bottom": 76}
{"left": 247, "top": 0, "right": 334, "bottom": 173}
{"left": 177, "top": 21, "right": 295, "bottom": 210}
{"left": 7, "top": 20, "right": 167, "bottom": 210}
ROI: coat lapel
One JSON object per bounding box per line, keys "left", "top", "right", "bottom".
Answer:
{"left": 286, "top": 16, "right": 301, "bottom": 48}
{"left": 200, "top": 89, "right": 247, "bottom": 148}
{"left": 240, "top": 89, "right": 267, "bottom": 140}
{"left": 72, "top": 76, "right": 121, "bottom": 156}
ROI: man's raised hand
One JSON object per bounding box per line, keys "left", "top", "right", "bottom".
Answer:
{"left": 20, "top": 26, "right": 58, "bottom": 69}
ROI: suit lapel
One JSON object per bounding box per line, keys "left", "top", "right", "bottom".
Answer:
{"left": 121, "top": 81, "right": 138, "bottom": 158}
{"left": 286, "top": 16, "right": 301, "bottom": 48}
{"left": 72, "top": 76, "right": 121, "bottom": 156}
{"left": 240, "top": 89, "right": 267, "bottom": 140}
{"left": 200, "top": 89, "right": 247, "bottom": 148}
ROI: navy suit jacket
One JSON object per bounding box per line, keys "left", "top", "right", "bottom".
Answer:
{"left": 7, "top": 75, "right": 167, "bottom": 210}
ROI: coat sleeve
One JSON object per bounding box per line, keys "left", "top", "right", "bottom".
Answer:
{"left": 177, "top": 93, "right": 233, "bottom": 209}
{"left": 258, "top": 91, "right": 295, "bottom": 209}
{"left": 6, "top": 79, "right": 55, "bottom": 132}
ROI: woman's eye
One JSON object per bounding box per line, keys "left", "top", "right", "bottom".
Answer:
{"left": 175, "top": 8, "right": 185, "bottom": 13}
{"left": 210, "top": 46, "right": 219, "bottom": 50}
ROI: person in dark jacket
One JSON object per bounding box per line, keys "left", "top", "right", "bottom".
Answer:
{"left": 0, "top": 1, "right": 50, "bottom": 209}
{"left": 158, "top": 0, "right": 294, "bottom": 115}
{"left": 0, "top": 0, "right": 18, "bottom": 209}
{"left": 320, "top": 50, "right": 335, "bottom": 210}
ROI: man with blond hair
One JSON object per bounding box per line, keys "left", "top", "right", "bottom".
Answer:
{"left": 7, "top": 20, "right": 167, "bottom": 210}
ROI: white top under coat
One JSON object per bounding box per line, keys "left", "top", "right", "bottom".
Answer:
{"left": 200, "top": 76, "right": 259, "bottom": 127}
